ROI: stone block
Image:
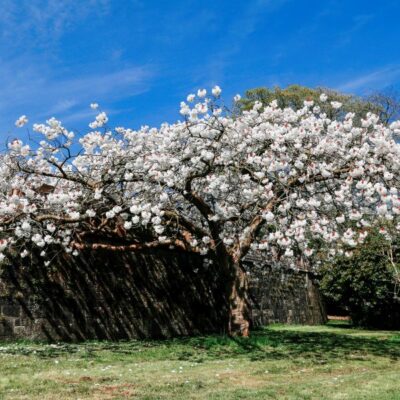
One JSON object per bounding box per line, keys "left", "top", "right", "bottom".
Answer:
{"left": 13, "top": 326, "right": 29, "bottom": 338}
{"left": 0, "top": 318, "right": 14, "bottom": 337}
{"left": 1, "top": 305, "right": 21, "bottom": 318}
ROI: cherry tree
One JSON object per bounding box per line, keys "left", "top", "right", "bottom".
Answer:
{"left": 1, "top": 87, "right": 400, "bottom": 336}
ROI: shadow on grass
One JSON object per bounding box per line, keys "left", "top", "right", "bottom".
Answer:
{"left": 0, "top": 325, "right": 399, "bottom": 363}
{"left": 173, "top": 327, "right": 400, "bottom": 363}
{"left": 251, "top": 329, "right": 399, "bottom": 361}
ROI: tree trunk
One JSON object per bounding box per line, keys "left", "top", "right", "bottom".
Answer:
{"left": 227, "top": 261, "right": 252, "bottom": 337}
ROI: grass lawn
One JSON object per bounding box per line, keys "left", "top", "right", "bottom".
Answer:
{"left": 0, "top": 322, "right": 399, "bottom": 399}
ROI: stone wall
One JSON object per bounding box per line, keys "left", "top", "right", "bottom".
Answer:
{"left": 247, "top": 265, "right": 327, "bottom": 326}
{"left": 0, "top": 250, "right": 326, "bottom": 341}
{"left": 0, "top": 297, "right": 50, "bottom": 339}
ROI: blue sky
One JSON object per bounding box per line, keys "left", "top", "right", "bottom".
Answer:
{"left": 1, "top": 0, "right": 400, "bottom": 139}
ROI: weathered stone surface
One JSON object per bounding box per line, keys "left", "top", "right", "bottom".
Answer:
{"left": 247, "top": 265, "right": 327, "bottom": 326}
{"left": 0, "top": 250, "right": 326, "bottom": 341}
{"left": 1, "top": 305, "right": 20, "bottom": 318}
{"left": 0, "top": 318, "right": 13, "bottom": 337}
{"left": 0, "top": 250, "right": 227, "bottom": 341}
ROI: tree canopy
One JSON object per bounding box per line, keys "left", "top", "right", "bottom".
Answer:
{"left": 1, "top": 86, "right": 400, "bottom": 335}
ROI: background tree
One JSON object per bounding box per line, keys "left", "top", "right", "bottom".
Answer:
{"left": 365, "top": 88, "right": 400, "bottom": 125}
{"left": 237, "top": 84, "right": 399, "bottom": 125}
{"left": 320, "top": 228, "right": 400, "bottom": 329}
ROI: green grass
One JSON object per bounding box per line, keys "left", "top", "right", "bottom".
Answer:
{"left": 0, "top": 322, "right": 399, "bottom": 399}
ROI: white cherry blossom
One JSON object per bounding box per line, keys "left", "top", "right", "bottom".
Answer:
{"left": 1, "top": 86, "right": 400, "bottom": 336}
{"left": 15, "top": 115, "right": 28, "bottom": 128}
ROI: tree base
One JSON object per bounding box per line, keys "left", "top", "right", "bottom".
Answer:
{"left": 228, "top": 263, "right": 252, "bottom": 337}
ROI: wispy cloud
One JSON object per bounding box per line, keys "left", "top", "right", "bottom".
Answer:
{"left": 197, "top": 0, "right": 291, "bottom": 85}
{"left": 337, "top": 65, "right": 400, "bottom": 93}
{"left": 0, "top": 0, "right": 110, "bottom": 47}
{"left": 0, "top": 61, "right": 154, "bottom": 132}
{"left": 0, "top": 1, "right": 159, "bottom": 135}
{"left": 334, "top": 13, "right": 375, "bottom": 48}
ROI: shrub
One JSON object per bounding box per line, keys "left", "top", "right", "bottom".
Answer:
{"left": 320, "top": 231, "right": 400, "bottom": 329}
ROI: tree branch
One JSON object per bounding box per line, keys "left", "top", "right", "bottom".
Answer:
{"left": 71, "top": 238, "right": 198, "bottom": 253}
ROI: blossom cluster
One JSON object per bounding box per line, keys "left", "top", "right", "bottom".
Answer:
{"left": 1, "top": 86, "right": 400, "bottom": 268}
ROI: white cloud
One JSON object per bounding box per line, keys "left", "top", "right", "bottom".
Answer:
{"left": 0, "top": 1, "right": 158, "bottom": 134}
{"left": 0, "top": 0, "right": 110, "bottom": 46}
{"left": 0, "top": 61, "right": 153, "bottom": 131}
{"left": 337, "top": 65, "right": 400, "bottom": 93}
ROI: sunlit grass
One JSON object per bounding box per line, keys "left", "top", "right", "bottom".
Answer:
{"left": 0, "top": 322, "right": 399, "bottom": 399}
